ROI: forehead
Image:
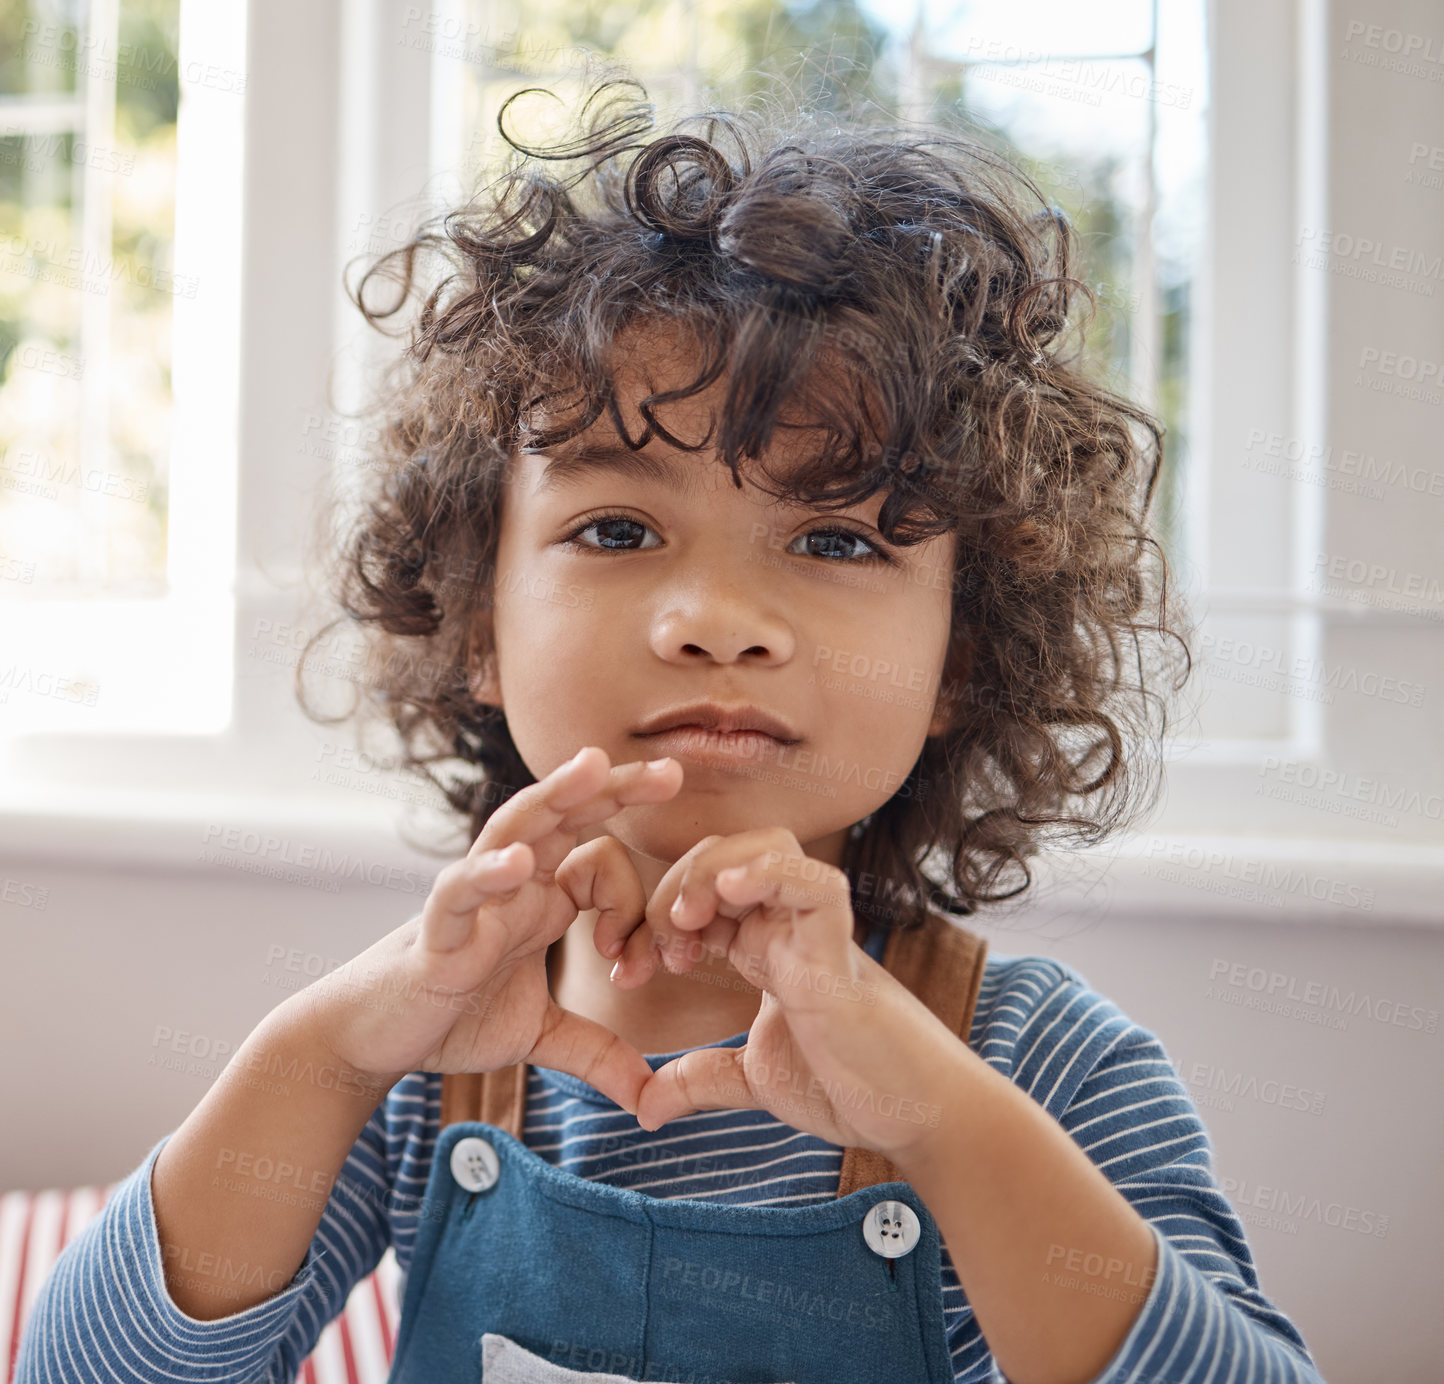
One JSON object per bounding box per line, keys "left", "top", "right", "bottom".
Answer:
{"left": 516, "top": 316, "right": 879, "bottom": 497}
{"left": 524, "top": 438, "right": 714, "bottom": 497}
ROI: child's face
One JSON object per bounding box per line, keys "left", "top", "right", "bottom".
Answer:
{"left": 472, "top": 322, "right": 958, "bottom": 872}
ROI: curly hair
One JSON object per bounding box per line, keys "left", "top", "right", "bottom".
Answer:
{"left": 298, "top": 73, "right": 1193, "bottom": 936}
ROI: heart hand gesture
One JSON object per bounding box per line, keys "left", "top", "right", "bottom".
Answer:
{"left": 301, "top": 746, "right": 685, "bottom": 1116}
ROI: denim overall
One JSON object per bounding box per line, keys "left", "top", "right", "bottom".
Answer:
{"left": 386, "top": 913, "right": 988, "bottom": 1384}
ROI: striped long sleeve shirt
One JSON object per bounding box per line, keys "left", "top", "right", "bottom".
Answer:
{"left": 14, "top": 942, "right": 1327, "bottom": 1383}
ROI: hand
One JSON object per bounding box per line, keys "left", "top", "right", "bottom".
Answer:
{"left": 296, "top": 746, "right": 685, "bottom": 1116}
{"left": 606, "top": 828, "right": 961, "bottom": 1159}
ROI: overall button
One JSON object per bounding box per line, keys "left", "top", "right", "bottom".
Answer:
{"left": 862, "top": 1199, "right": 920, "bottom": 1258}
{"left": 450, "top": 1136, "right": 501, "bottom": 1194}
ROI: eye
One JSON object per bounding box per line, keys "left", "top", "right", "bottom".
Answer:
{"left": 558, "top": 510, "right": 896, "bottom": 566}
{"left": 788, "top": 526, "right": 894, "bottom": 565}
{"left": 561, "top": 511, "right": 661, "bottom": 553}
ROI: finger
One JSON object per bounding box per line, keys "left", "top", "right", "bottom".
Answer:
{"left": 558, "top": 835, "right": 645, "bottom": 960}
{"left": 528, "top": 1001, "right": 656, "bottom": 1118}
{"left": 607, "top": 915, "right": 664, "bottom": 989}
{"left": 554, "top": 835, "right": 648, "bottom": 965}
{"left": 420, "top": 843, "right": 535, "bottom": 953}
{"left": 713, "top": 855, "right": 856, "bottom": 989}
{"left": 670, "top": 865, "right": 762, "bottom": 969}
{"left": 645, "top": 832, "right": 756, "bottom": 969}
{"left": 686, "top": 910, "right": 741, "bottom": 965}
{"left": 648, "top": 831, "right": 799, "bottom": 972}
{"left": 466, "top": 745, "right": 610, "bottom": 858}
{"left": 667, "top": 831, "right": 802, "bottom": 931}
{"left": 634, "top": 1047, "right": 759, "bottom": 1131}
{"left": 570, "top": 838, "right": 668, "bottom": 990}
{"left": 643, "top": 833, "right": 724, "bottom": 976}
{"left": 552, "top": 833, "right": 669, "bottom": 989}
{"left": 714, "top": 853, "right": 851, "bottom": 921}
{"left": 470, "top": 749, "right": 683, "bottom": 874}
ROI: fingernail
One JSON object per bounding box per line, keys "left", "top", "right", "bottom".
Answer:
{"left": 646, "top": 757, "right": 673, "bottom": 772}
{"left": 670, "top": 894, "right": 686, "bottom": 920}
{"left": 609, "top": 960, "right": 622, "bottom": 983}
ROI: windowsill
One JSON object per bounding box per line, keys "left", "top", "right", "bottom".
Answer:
{"left": 0, "top": 782, "right": 460, "bottom": 883}
{"left": 1, "top": 784, "right": 1438, "bottom": 926}
{"left": 1004, "top": 831, "right": 1443, "bottom": 930}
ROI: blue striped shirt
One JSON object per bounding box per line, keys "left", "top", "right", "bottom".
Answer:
{"left": 15, "top": 942, "right": 1326, "bottom": 1383}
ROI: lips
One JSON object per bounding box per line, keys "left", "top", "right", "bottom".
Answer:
{"left": 632, "top": 702, "right": 800, "bottom": 743}
{"left": 634, "top": 724, "right": 790, "bottom": 769}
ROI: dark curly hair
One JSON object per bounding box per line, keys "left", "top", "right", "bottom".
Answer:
{"left": 298, "top": 73, "right": 1193, "bottom": 937}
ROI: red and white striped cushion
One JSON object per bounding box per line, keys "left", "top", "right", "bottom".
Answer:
{"left": 0, "top": 1186, "right": 401, "bottom": 1384}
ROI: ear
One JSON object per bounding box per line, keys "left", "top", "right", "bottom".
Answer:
{"left": 926, "top": 634, "right": 972, "bottom": 739}
{"left": 468, "top": 610, "right": 504, "bottom": 710}
{"left": 471, "top": 652, "right": 503, "bottom": 708}
{"left": 926, "top": 690, "right": 952, "bottom": 740}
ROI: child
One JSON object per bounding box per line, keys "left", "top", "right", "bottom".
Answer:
{"left": 17, "top": 79, "right": 1327, "bottom": 1384}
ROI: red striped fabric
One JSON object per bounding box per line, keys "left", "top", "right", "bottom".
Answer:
{"left": 0, "top": 1187, "right": 400, "bottom": 1384}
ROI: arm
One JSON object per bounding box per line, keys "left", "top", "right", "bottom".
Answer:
{"left": 13, "top": 1088, "right": 398, "bottom": 1384}
{"left": 894, "top": 971, "right": 1325, "bottom": 1384}
{"left": 149, "top": 994, "right": 400, "bottom": 1318}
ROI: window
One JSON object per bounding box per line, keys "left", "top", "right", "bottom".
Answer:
{"left": 1, "top": 0, "right": 1436, "bottom": 924}
{"left": 0, "top": 0, "right": 242, "bottom": 740}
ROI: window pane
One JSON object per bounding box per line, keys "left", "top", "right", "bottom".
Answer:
{"left": 903, "top": 0, "right": 1155, "bottom": 62}
{"left": 0, "top": 0, "right": 178, "bottom": 601}
{"left": 947, "top": 58, "right": 1154, "bottom": 392}
{"left": 0, "top": 0, "right": 83, "bottom": 96}
{"left": 901, "top": 34, "right": 1204, "bottom": 573}
{"left": 448, "top": 0, "right": 893, "bottom": 167}
{"left": 0, "top": 132, "right": 85, "bottom": 585}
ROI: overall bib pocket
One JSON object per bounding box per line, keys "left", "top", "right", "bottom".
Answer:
{"left": 481, "top": 1331, "right": 795, "bottom": 1383}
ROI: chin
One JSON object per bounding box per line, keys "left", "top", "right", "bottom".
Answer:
{"left": 605, "top": 798, "right": 783, "bottom": 862}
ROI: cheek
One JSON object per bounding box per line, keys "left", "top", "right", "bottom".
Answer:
{"left": 491, "top": 582, "right": 618, "bottom": 738}
{"left": 490, "top": 532, "right": 600, "bottom": 656}
{"left": 814, "top": 646, "right": 935, "bottom": 717}
{"left": 497, "top": 587, "right": 602, "bottom": 675}
{"left": 809, "top": 593, "right": 952, "bottom": 744}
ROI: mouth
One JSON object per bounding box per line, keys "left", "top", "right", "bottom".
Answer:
{"left": 632, "top": 702, "right": 800, "bottom": 741}
{"left": 631, "top": 702, "right": 800, "bottom": 770}
{"left": 634, "top": 724, "right": 790, "bottom": 768}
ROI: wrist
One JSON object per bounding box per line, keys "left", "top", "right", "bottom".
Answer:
{"left": 254, "top": 990, "right": 407, "bottom": 1102}
{"left": 887, "top": 1039, "right": 980, "bottom": 1180}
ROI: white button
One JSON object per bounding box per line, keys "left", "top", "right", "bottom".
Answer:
{"left": 862, "top": 1199, "right": 920, "bottom": 1258}
{"left": 450, "top": 1136, "right": 501, "bottom": 1194}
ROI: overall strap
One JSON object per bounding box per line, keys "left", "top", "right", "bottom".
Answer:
{"left": 834, "top": 911, "right": 989, "bottom": 1197}
{"left": 439, "top": 1063, "right": 527, "bottom": 1137}
{"left": 439, "top": 911, "right": 990, "bottom": 1198}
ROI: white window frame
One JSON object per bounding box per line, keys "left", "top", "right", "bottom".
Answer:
{"left": 2, "top": 0, "right": 1439, "bottom": 924}
{"left": 1069, "top": 0, "right": 1442, "bottom": 928}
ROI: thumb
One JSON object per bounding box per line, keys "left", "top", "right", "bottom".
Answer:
{"left": 634, "top": 1046, "right": 759, "bottom": 1132}
{"left": 527, "top": 1001, "right": 655, "bottom": 1118}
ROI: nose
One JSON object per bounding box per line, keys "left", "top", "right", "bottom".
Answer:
{"left": 648, "top": 580, "right": 796, "bottom": 667}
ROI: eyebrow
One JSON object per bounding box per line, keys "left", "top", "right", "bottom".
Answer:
{"left": 526, "top": 438, "right": 889, "bottom": 525}
{"left": 528, "top": 441, "right": 706, "bottom": 496}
